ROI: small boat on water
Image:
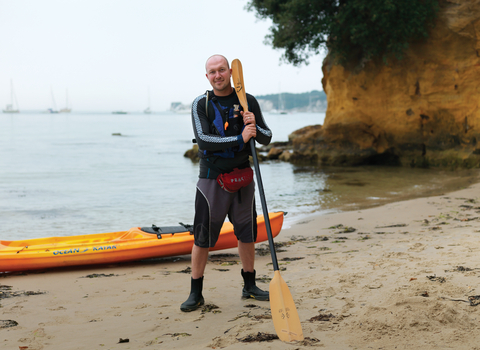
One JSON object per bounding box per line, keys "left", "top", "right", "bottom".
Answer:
{"left": 0, "top": 212, "right": 284, "bottom": 272}
{"left": 3, "top": 104, "right": 19, "bottom": 114}
{"left": 3, "top": 79, "right": 19, "bottom": 113}
{"left": 144, "top": 86, "right": 152, "bottom": 114}
{"left": 59, "top": 88, "right": 72, "bottom": 113}
{"left": 47, "top": 86, "right": 59, "bottom": 113}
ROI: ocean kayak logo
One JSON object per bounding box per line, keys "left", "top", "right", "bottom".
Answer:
{"left": 52, "top": 245, "right": 117, "bottom": 255}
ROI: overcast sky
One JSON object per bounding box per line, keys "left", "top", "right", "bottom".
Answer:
{"left": 1, "top": 0, "right": 326, "bottom": 112}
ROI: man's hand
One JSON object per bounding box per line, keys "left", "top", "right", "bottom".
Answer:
{"left": 241, "top": 111, "right": 256, "bottom": 126}
{"left": 242, "top": 123, "right": 256, "bottom": 143}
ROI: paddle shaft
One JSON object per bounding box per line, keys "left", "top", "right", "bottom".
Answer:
{"left": 231, "top": 57, "right": 279, "bottom": 270}
{"left": 232, "top": 58, "right": 304, "bottom": 342}
{"left": 249, "top": 138, "right": 279, "bottom": 271}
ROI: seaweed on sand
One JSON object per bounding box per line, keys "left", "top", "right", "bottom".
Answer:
{"left": 238, "top": 332, "right": 278, "bottom": 342}
{"left": 0, "top": 320, "right": 18, "bottom": 328}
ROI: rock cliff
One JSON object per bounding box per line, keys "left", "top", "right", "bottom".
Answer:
{"left": 292, "top": 0, "right": 480, "bottom": 168}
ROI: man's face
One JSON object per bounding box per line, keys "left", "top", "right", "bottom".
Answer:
{"left": 205, "top": 56, "right": 232, "bottom": 96}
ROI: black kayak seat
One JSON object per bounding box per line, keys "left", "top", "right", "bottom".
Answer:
{"left": 140, "top": 223, "right": 193, "bottom": 239}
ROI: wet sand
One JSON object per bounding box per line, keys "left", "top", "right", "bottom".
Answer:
{"left": 2, "top": 183, "right": 480, "bottom": 349}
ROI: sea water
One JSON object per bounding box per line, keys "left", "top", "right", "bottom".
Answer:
{"left": 0, "top": 111, "right": 478, "bottom": 240}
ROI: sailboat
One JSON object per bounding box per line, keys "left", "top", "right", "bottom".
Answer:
{"left": 270, "top": 92, "right": 287, "bottom": 114}
{"left": 269, "top": 84, "right": 288, "bottom": 115}
{"left": 47, "top": 86, "right": 59, "bottom": 113}
{"left": 3, "top": 80, "right": 19, "bottom": 113}
{"left": 59, "top": 88, "right": 71, "bottom": 113}
{"left": 278, "top": 92, "right": 287, "bottom": 114}
{"left": 144, "top": 86, "right": 152, "bottom": 114}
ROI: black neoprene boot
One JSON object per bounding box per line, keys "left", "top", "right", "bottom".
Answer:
{"left": 241, "top": 269, "right": 269, "bottom": 301}
{"left": 180, "top": 276, "right": 205, "bottom": 312}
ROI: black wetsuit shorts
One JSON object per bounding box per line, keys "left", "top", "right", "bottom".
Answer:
{"left": 193, "top": 178, "right": 258, "bottom": 248}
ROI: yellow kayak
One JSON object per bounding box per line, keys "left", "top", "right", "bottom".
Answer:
{"left": 0, "top": 212, "right": 284, "bottom": 272}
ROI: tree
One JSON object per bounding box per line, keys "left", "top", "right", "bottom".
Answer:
{"left": 248, "top": 0, "right": 440, "bottom": 66}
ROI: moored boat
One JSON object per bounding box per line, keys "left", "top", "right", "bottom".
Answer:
{"left": 0, "top": 212, "right": 284, "bottom": 272}
{"left": 3, "top": 79, "right": 19, "bottom": 113}
{"left": 59, "top": 88, "right": 72, "bottom": 113}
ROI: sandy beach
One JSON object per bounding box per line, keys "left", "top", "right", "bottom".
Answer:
{"left": 2, "top": 182, "right": 480, "bottom": 350}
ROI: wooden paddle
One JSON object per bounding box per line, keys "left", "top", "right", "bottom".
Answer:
{"left": 231, "top": 58, "right": 304, "bottom": 343}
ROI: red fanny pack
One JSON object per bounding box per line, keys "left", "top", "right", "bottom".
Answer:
{"left": 217, "top": 167, "right": 254, "bottom": 193}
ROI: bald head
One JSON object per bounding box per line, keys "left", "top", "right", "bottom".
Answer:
{"left": 205, "top": 54, "right": 233, "bottom": 96}
{"left": 205, "top": 54, "right": 229, "bottom": 72}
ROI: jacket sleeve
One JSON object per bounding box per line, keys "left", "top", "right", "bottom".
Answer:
{"left": 248, "top": 94, "right": 272, "bottom": 146}
{"left": 191, "top": 94, "right": 244, "bottom": 152}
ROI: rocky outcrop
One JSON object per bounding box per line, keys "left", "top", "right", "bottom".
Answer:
{"left": 184, "top": 144, "right": 199, "bottom": 162}
{"left": 292, "top": 0, "right": 480, "bottom": 168}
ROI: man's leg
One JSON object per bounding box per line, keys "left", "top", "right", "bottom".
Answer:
{"left": 181, "top": 179, "right": 232, "bottom": 312}
{"left": 238, "top": 241, "right": 269, "bottom": 301}
{"left": 180, "top": 245, "right": 209, "bottom": 312}
{"left": 232, "top": 184, "right": 269, "bottom": 301}
{"left": 191, "top": 245, "right": 209, "bottom": 279}
{"left": 238, "top": 241, "right": 255, "bottom": 272}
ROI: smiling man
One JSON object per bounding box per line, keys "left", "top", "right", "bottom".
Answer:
{"left": 205, "top": 55, "right": 233, "bottom": 95}
{"left": 181, "top": 55, "right": 272, "bottom": 312}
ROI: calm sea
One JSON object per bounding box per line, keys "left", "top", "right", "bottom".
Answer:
{"left": 1, "top": 111, "right": 478, "bottom": 240}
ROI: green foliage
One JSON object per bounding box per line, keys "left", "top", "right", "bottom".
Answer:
{"left": 248, "top": 0, "right": 440, "bottom": 66}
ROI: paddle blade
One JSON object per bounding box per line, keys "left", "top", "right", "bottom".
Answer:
{"left": 231, "top": 59, "right": 248, "bottom": 112}
{"left": 269, "top": 270, "right": 304, "bottom": 342}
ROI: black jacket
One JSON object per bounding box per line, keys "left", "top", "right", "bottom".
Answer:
{"left": 191, "top": 90, "right": 272, "bottom": 178}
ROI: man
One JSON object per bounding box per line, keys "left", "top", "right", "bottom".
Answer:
{"left": 181, "top": 55, "right": 272, "bottom": 312}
